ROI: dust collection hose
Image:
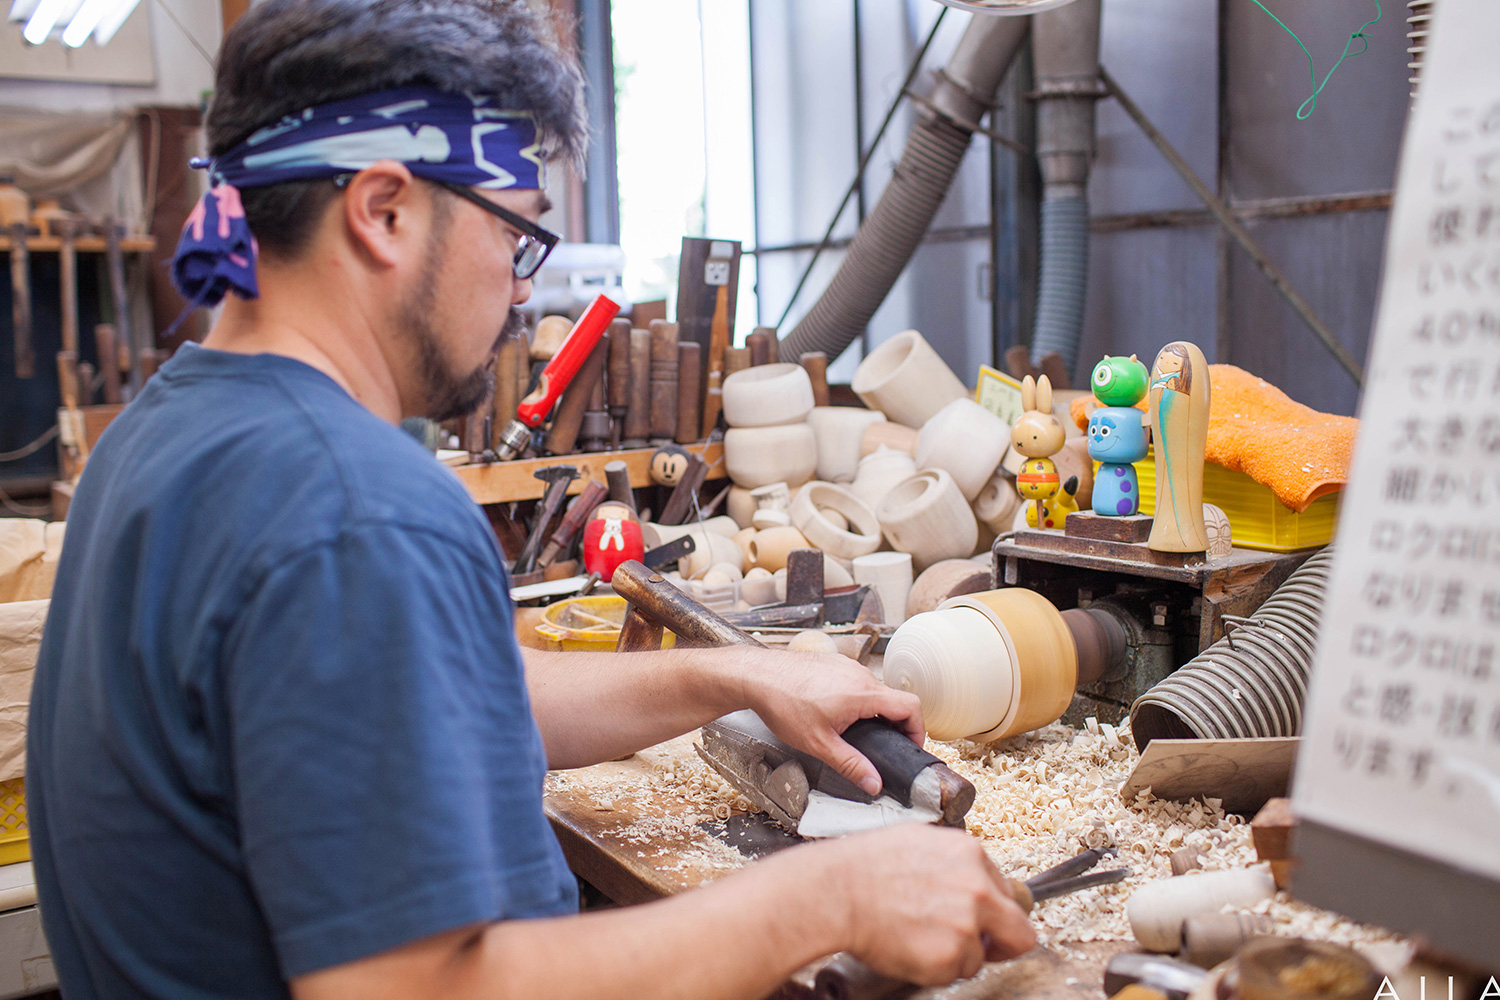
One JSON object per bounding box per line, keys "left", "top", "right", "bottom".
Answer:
{"left": 779, "top": 14, "right": 1030, "bottom": 362}
{"left": 1130, "top": 546, "right": 1336, "bottom": 749}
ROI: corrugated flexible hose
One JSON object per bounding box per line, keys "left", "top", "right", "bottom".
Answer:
{"left": 1028, "top": 195, "right": 1090, "bottom": 372}
{"left": 1130, "top": 546, "right": 1335, "bottom": 749}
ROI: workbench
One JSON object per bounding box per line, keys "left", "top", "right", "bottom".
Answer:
{"left": 543, "top": 736, "right": 1130, "bottom": 1000}
{"left": 453, "top": 440, "right": 725, "bottom": 505}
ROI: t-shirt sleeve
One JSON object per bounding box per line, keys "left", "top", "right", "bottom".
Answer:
{"left": 223, "top": 521, "right": 569, "bottom": 979}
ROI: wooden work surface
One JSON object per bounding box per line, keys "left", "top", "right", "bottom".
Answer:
{"left": 544, "top": 737, "right": 1128, "bottom": 1000}
{"left": 996, "top": 533, "right": 1299, "bottom": 588}
{"left": 455, "top": 440, "right": 725, "bottom": 504}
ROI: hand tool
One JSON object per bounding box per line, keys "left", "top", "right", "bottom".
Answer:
{"left": 543, "top": 337, "right": 608, "bottom": 455}
{"left": 536, "top": 480, "right": 608, "bottom": 570}
{"left": 723, "top": 346, "right": 750, "bottom": 381}
{"left": 609, "top": 560, "right": 975, "bottom": 828}
{"left": 675, "top": 342, "right": 702, "bottom": 445}
{"left": 641, "top": 535, "right": 696, "bottom": 571}
{"left": 578, "top": 372, "right": 612, "bottom": 452}
{"left": 623, "top": 328, "right": 653, "bottom": 446}
{"left": 494, "top": 296, "right": 620, "bottom": 460}
{"left": 656, "top": 454, "right": 709, "bottom": 526}
{"left": 801, "top": 351, "right": 830, "bottom": 407}
{"left": 700, "top": 270, "right": 732, "bottom": 436}
{"left": 94, "top": 325, "right": 123, "bottom": 404}
{"left": 604, "top": 459, "right": 635, "bottom": 510}
{"left": 606, "top": 318, "right": 632, "bottom": 446}
{"left": 513, "top": 465, "right": 579, "bottom": 576}
{"left": 747, "top": 327, "right": 778, "bottom": 366}
{"left": 76, "top": 361, "right": 95, "bottom": 404}
{"left": 104, "top": 219, "right": 138, "bottom": 397}
{"left": 491, "top": 327, "right": 526, "bottom": 452}
{"left": 815, "top": 850, "right": 1132, "bottom": 1000}
{"left": 648, "top": 320, "right": 679, "bottom": 442}
{"left": 58, "top": 216, "right": 79, "bottom": 357}
{"left": 8, "top": 221, "right": 32, "bottom": 379}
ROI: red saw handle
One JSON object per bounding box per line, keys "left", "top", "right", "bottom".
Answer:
{"left": 516, "top": 294, "right": 621, "bottom": 428}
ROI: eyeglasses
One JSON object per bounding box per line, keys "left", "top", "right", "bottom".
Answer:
{"left": 332, "top": 173, "right": 560, "bottom": 279}
{"left": 429, "top": 180, "right": 559, "bottom": 280}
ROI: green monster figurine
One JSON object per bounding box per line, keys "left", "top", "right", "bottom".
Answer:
{"left": 1087, "top": 355, "right": 1151, "bottom": 517}
{"left": 1090, "top": 354, "right": 1149, "bottom": 407}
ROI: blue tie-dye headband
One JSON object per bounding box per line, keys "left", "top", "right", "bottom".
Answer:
{"left": 171, "top": 86, "right": 546, "bottom": 310}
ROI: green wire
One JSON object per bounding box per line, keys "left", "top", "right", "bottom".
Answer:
{"left": 1251, "top": 0, "right": 1382, "bottom": 120}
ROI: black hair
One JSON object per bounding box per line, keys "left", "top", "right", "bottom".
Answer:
{"left": 206, "top": 0, "right": 587, "bottom": 259}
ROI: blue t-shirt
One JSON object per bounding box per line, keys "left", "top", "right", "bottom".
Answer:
{"left": 26, "top": 344, "right": 577, "bottom": 998}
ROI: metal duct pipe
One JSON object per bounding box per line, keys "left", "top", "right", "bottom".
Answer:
{"left": 1028, "top": 0, "right": 1101, "bottom": 374}
{"left": 1130, "top": 547, "right": 1336, "bottom": 749}
{"left": 780, "top": 14, "right": 1030, "bottom": 362}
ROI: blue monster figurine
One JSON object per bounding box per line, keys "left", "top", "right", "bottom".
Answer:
{"left": 1087, "top": 355, "right": 1151, "bottom": 516}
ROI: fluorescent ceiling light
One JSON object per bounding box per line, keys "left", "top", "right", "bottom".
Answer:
{"left": 8, "top": 0, "right": 42, "bottom": 23}
{"left": 21, "top": 0, "right": 66, "bottom": 42}
{"left": 90, "top": 0, "right": 138, "bottom": 45}
{"left": 61, "top": 0, "right": 115, "bottom": 46}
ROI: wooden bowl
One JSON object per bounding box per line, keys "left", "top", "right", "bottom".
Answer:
{"left": 806, "top": 406, "right": 887, "bottom": 483}
{"left": 850, "top": 330, "right": 968, "bottom": 428}
{"left": 724, "top": 424, "right": 818, "bottom": 489}
{"left": 946, "top": 588, "right": 1077, "bottom": 741}
{"left": 916, "top": 398, "right": 1010, "bottom": 501}
{"left": 789, "top": 481, "right": 883, "bottom": 561}
{"left": 721, "top": 362, "right": 815, "bottom": 427}
{"left": 850, "top": 447, "right": 918, "bottom": 513}
{"left": 874, "top": 470, "right": 978, "bottom": 571}
{"left": 859, "top": 421, "right": 920, "bottom": 458}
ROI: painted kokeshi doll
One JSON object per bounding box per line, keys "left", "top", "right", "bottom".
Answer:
{"left": 1146, "top": 341, "right": 1211, "bottom": 552}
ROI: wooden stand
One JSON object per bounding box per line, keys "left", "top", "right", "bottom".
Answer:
{"left": 1064, "top": 511, "right": 1152, "bottom": 543}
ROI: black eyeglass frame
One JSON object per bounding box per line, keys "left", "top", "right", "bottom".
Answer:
{"left": 332, "top": 172, "right": 560, "bottom": 279}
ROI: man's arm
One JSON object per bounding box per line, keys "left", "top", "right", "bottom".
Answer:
{"left": 291, "top": 824, "right": 1037, "bottom": 1000}
{"left": 523, "top": 645, "right": 922, "bottom": 794}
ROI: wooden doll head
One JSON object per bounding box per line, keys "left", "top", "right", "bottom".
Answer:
{"left": 1011, "top": 375, "right": 1066, "bottom": 459}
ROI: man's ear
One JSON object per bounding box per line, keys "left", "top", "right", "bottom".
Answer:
{"left": 341, "top": 160, "right": 426, "bottom": 269}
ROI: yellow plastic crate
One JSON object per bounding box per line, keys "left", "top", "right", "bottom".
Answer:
{"left": 1096, "top": 452, "right": 1340, "bottom": 552}
{"left": 0, "top": 778, "right": 29, "bottom": 866}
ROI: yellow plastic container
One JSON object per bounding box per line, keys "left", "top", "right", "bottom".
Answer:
{"left": 535, "top": 596, "right": 677, "bottom": 652}
{"left": 1098, "top": 452, "right": 1340, "bottom": 552}
{"left": 0, "top": 778, "right": 29, "bottom": 865}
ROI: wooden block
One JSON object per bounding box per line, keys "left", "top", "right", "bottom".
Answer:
{"left": 1251, "top": 796, "right": 1295, "bottom": 860}
{"left": 1121, "top": 737, "right": 1299, "bottom": 815}
{"left": 1015, "top": 527, "right": 1203, "bottom": 567}
{"left": 675, "top": 342, "right": 702, "bottom": 445}
{"left": 1065, "top": 512, "right": 1153, "bottom": 543}
{"left": 800, "top": 351, "right": 830, "bottom": 407}
{"left": 649, "top": 320, "right": 679, "bottom": 441}
{"left": 623, "top": 329, "right": 653, "bottom": 444}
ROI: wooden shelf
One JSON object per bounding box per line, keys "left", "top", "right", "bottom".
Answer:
{"left": 453, "top": 441, "right": 725, "bottom": 505}
{"left": 0, "top": 235, "right": 156, "bottom": 254}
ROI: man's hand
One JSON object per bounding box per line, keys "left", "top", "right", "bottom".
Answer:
{"left": 738, "top": 648, "right": 924, "bottom": 796}
{"left": 814, "top": 824, "right": 1038, "bottom": 984}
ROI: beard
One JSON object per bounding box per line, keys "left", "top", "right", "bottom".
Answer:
{"left": 401, "top": 258, "right": 527, "bottom": 423}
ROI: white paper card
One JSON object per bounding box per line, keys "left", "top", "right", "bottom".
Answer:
{"left": 1292, "top": 0, "right": 1500, "bottom": 880}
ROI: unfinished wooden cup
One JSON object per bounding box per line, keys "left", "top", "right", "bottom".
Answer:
{"left": 852, "top": 551, "right": 914, "bottom": 627}
{"left": 724, "top": 424, "right": 818, "bottom": 489}
{"left": 851, "top": 330, "right": 968, "bottom": 429}
{"left": 859, "top": 421, "right": 920, "bottom": 458}
{"left": 875, "top": 470, "right": 978, "bottom": 571}
{"left": 747, "top": 525, "right": 812, "bottom": 572}
{"left": 720, "top": 362, "right": 815, "bottom": 427}
{"left": 850, "top": 447, "right": 919, "bottom": 514}
{"left": 972, "top": 471, "right": 1022, "bottom": 535}
{"left": 806, "top": 406, "right": 887, "bottom": 483}
{"left": 916, "top": 398, "right": 1010, "bottom": 501}
{"left": 789, "top": 481, "right": 882, "bottom": 562}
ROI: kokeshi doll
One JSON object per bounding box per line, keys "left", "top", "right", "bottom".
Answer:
{"left": 1146, "top": 341, "right": 1211, "bottom": 552}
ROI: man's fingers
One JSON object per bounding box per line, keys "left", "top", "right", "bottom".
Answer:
{"left": 825, "top": 737, "right": 882, "bottom": 796}
{"left": 976, "top": 889, "right": 1037, "bottom": 962}
{"left": 863, "top": 686, "right": 925, "bottom": 745}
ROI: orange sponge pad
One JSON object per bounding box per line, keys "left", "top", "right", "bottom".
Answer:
{"left": 1069, "top": 364, "right": 1356, "bottom": 512}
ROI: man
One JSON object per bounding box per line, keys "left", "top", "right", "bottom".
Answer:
{"left": 27, "top": 2, "right": 1035, "bottom": 998}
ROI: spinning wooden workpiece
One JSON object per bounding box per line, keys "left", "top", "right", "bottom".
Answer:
{"left": 882, "top": 588, "right": 1125, "bottom": 743}
{"left": 1146, "top": 341, "right": 1211, "bottom": 552}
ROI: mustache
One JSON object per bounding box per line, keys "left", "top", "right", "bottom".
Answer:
{"left": 491, "top": 308, "right": 528, "bottom": 355}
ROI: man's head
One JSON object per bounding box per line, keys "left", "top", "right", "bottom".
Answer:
{"left": 201, "top": 0, "right": 586, "bottom": 421}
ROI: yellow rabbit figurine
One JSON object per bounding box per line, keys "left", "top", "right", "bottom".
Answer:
{"left": 1011, "top": 375, "right": 1072, "bottom": 530}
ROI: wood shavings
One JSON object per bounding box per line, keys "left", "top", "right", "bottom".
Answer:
{"left": 927, "top": 722, "right": 1409, "bottom": 962}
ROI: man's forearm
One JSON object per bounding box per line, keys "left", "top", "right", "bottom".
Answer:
{"left": 293, "top": 840, "right": 851, "bottom": 1000}
{"left": 524, "top": 646, "right": 754, "bottom": 768}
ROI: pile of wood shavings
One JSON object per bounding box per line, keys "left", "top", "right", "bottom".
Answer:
{"left": 929, "top": 720, "right": 1410, "bottom": 964}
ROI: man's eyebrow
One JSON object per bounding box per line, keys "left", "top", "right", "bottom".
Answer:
{"left": 533, "top": 192, "right": 554, "bottom": 215}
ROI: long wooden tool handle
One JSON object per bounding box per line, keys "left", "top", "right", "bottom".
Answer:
{"left": 611, "top": 561, "right": 762, "bottom": 649}
{"left": 9, "top": 222, "right": 32, "bottom": 379}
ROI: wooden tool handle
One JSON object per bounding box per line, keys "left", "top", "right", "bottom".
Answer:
{"left": 94, "top": 324, "right": 122, "bottom": 404}
{"left": 649, "top": 320, "right": 679, "bottom": 440}
{"left": 538, "top": 480, "right": 609, "bottom": 568}
{"left": 604, "top": 459, "right": 636, "bottom": 509}
{"left": 606, "top": 318, "right": 632, "bottom": 409}
{"left": 676, "top": 342, "right": 702, "bottom": 445}
{"left": 544, "top": 339, "right": 608, "bottom": 455}
{"left": 9, "top": 222, "right": 32, "bottom": 379}
{"left": 747, "top": 329, "right": 773, "bottom": 367}
{"left": 612, "top": 561, "right": 762, "bottom": 649}
{"left": 801, "top": 351, "right": 830, "bottom": 407}
{"left": 624, "top": 329, "right": 653, "bottom": 444}
{"left": 724, "top": 346, "right": 750, "bottom": 380}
